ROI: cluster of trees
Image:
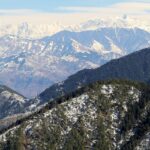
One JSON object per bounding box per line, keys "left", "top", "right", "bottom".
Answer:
{"left": 118, "top": 85, "right": 150, "bottom": 150}
{"left": 121, "top": 111, "right": 150, "bottom": 150}
{"left": 119, "top": 86, "right": 150, "bottom": 134}
{"left": 63, "top": 118, "right": 86, "bottom": 150}
{"left": 93, "top": 114, "right": 111, "bottom": 150}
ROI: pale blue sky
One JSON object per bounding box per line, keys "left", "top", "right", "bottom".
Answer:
{"left": 0, "top": 0, "right": 149, "bottom": 25}
{"left": 0, "top": 0, "right": 149, "bottom": 12}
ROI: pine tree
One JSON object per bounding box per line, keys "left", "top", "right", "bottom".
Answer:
{"left": 15, "top": 126, "right": 26, "bottom": 150}
{"left": 64, "top": 117, "right": 86, "bottom": 150}
{"left": 94, "top": 115, "right": 111, "bottom": 150}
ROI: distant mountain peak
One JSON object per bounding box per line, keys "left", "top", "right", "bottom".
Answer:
{"left": 0, "top": 27, "right": 149, "bottom": 97}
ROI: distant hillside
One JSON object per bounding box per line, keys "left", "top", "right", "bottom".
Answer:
{"left": 0, "top": 85, "right": 26, "bottom": 120}
{"left": 39, "top": 47, "right": 150, "bottom": 102}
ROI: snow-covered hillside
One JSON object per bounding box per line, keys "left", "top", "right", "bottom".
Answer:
{"left": 0, "top": 81, "right": 149, "bottom": 150}
{"left": 0, "top": 28, "right": 150, "bottom": 97}
{"left": 0, "top": 85, "right": 26, "bottom": 120}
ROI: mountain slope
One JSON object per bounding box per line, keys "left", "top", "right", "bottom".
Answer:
{"left": 0, "top": 28, "right": 150, "bottom": 97}
{"left": 39, "top": 47, "right": 150, "bottom": 102}
{"left": 0, "top": 81, "right": 149, "bottom": 150}
{"left": 1, "top": 47, "right": 150, "bottom": 128}
{"left": 1, "top": 47, "right": 150, "bottom": 127}
{"left": 0, "top": 85, "right": 26, "bottom": 120}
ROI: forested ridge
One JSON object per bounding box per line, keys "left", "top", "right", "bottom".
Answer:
{"left": 0, "top": 80, "right": 149, "bottom": 150}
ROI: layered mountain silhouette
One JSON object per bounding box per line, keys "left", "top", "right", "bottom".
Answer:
{"left": 0, "top": 47, "right": 150, "bottom": 120}
{"left": 39, "top": 47, "right": 150, "bottom": 102}
{"left": 0, "top": 47, "right": 150, "bottom": 150}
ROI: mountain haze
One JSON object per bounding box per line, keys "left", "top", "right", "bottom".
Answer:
{"left": 0, "top": 28, "right": 150, "bottom": 97}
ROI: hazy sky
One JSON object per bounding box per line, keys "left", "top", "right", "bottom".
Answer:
{"left": 0, "top": 0, "right": 149, "bottom": 25}
{"left": 0, "top": 0, "right": 149, "bottom": 12}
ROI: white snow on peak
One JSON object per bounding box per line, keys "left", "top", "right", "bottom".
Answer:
{"left": 0, "top": 22, "right": 68, "bottom": 39}
{"left": 1, "top": 91, "right": 25, "bottom": 103}
{"left": 91, "top": 40, "right": 110, "bottom": 54}
{"left": 0, "top": 16, "right": 150, "bottom": 39}
{"left": 73, "top": 16, "right": 150, "bottom": 33}
{"left": 1, "top": 91, "right": 12, "bottom": 99}
{"left": 106, "top": 37, "right": 123, "bottom": 54}
{"left": 71, "top": 39, "right": 90, "bottom": 53}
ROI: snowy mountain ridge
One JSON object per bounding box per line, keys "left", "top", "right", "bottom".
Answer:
{"left": 0, "top": 16, "right": 150, "bottom": 39}
{"left": 0, "top": 27, "right": 150, "bottom": 97}
{"left": 74, "top": 17, "right": 150, "bottom": 33}
{"left": 0, "top": 22, "right": 68, "bottom": 39}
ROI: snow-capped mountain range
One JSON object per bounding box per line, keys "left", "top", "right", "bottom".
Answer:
{"left": 0, "top": 22, "right": 68, "bottom": 39}
{"left": 0, "top": 16, "right": 150, "bottom": 39}
{"left": 74, "top": 17, "right": 150, "bottom": 33}
{"left": 0, "top": 27, "right": 150, "bottom": 97}
{"left": 0, "top": 16, "right": 150, "bottom": 97}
